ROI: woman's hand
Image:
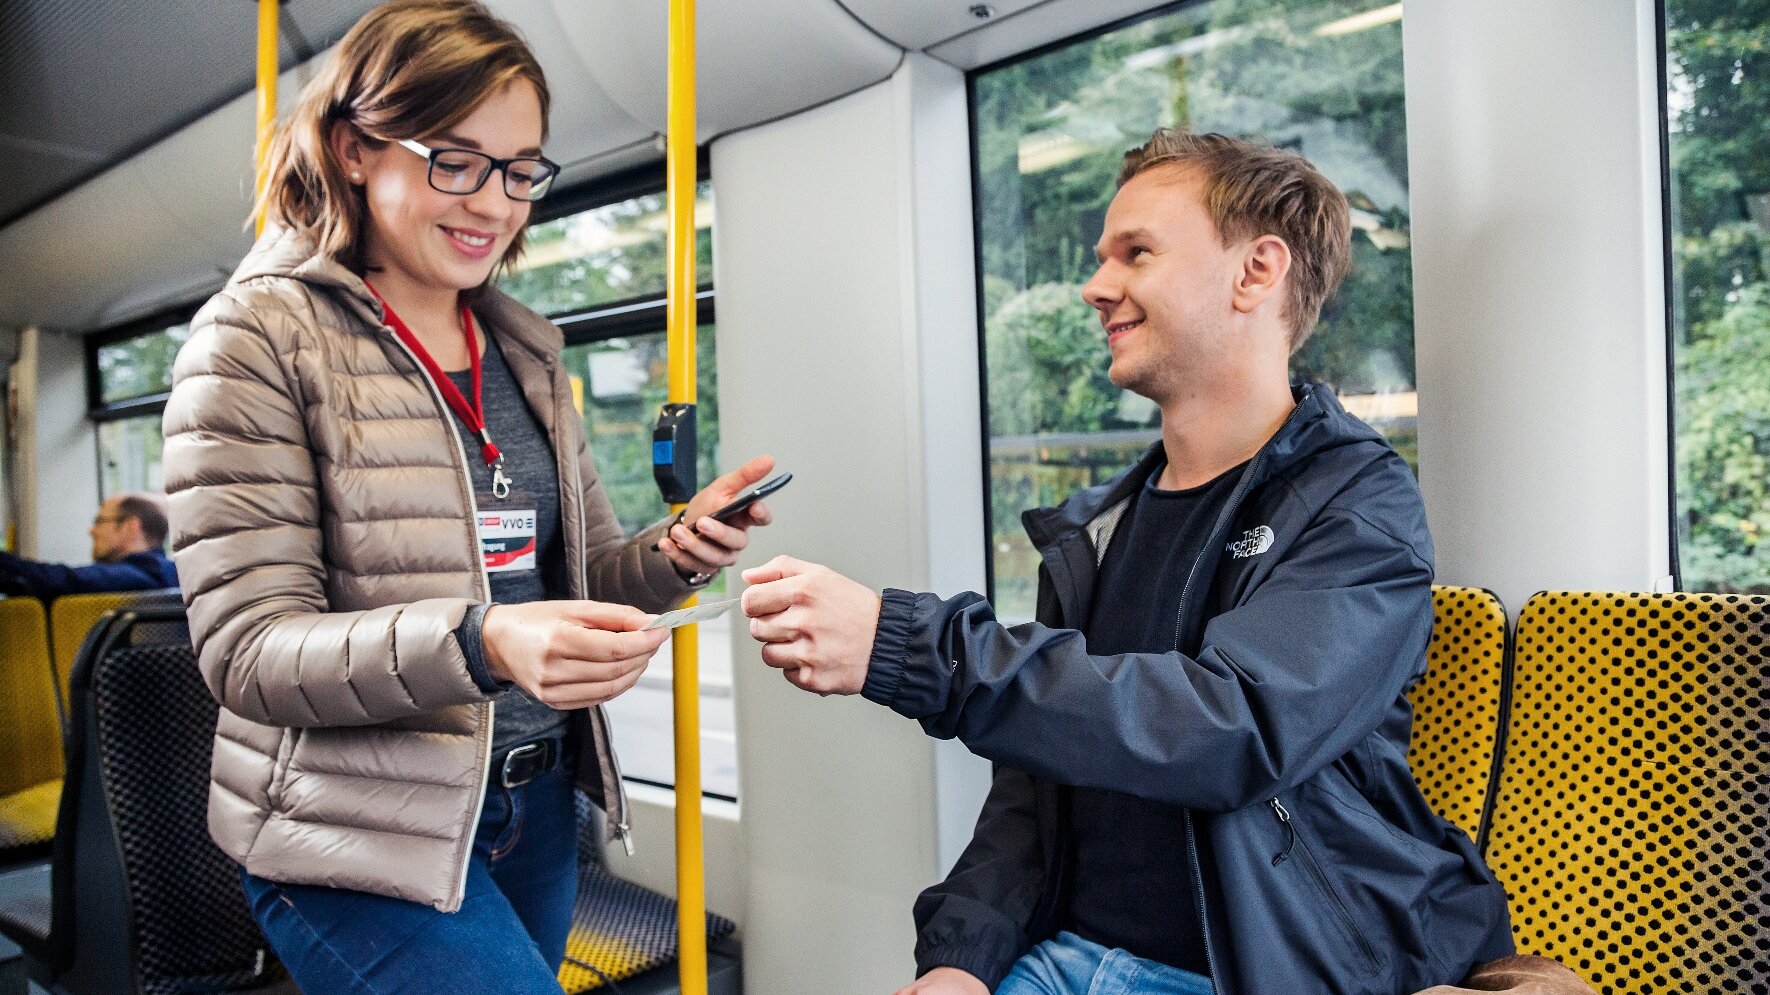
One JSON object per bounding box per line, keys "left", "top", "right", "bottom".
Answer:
{"left": 893, "top": 968, "right": 990, "bottom": 995}
{"left": 657, "top": 454, "right": 778, "bottom": 579}
{"left": 481, "top": 601, "right": 668, "bottom": 709}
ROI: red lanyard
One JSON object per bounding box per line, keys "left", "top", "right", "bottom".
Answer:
{"left": 368, "top": 284, "right": 512, "bottom": 497}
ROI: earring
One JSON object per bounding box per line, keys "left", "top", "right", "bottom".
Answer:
{"left": 351, "top": 171, "right": 363, "bottom": 182}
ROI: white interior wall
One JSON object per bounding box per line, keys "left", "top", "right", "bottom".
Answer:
{"left": 710, "top": 55, "right": 990, "bottom": 994}
{"left": 1406, "top": 0, "right": 1672, "bottom": 612}
{"left": 36, "top": 330, "right": 99, "bottom": 566}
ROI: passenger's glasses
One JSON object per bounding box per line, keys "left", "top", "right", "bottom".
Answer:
{"left": 397, "top": 139, "right": 559, "bottom": 202}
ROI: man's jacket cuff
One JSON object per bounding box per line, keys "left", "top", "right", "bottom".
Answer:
{"left": 456, "top": 603, "right": 511, "bottom": 694}
{"left": 862, "top": 588, "right": 949, "bottom": 716}
{"left": 914, "top": 945, "right": 1015, "bottom": 991}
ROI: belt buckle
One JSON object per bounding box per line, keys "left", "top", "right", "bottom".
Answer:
{"left": 500, "top": 742, "right": 546, "bottom": 788}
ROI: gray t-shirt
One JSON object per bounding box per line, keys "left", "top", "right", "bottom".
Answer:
{"left": 444, "top": 330, "right": 569, "bottom": 753}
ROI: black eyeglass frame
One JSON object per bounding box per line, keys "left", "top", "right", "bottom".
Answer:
{"left": 397, "top": 139, "right": 560, "bottom": 202}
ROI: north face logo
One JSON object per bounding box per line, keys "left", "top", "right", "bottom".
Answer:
{"left": 1227, "top": 526, "right": 1275, "bottom": 559}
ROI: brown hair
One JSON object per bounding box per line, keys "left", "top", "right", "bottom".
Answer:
{"left": 253, "top": 0, "right": 551, "bottom": 284}
{"left": 1119, "top": 130, "right": 1351, "bottom": 352}
{"left": 113, "top": 493, "right": 170, "bottom": 549}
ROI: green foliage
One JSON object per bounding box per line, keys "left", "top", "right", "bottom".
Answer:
{"left": 1667, "top": 0, "right": 1770, "bottom": 591}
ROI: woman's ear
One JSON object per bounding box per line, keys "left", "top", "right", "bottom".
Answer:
{"left": 328, "top": 119, "right": 366, "bottom": 183}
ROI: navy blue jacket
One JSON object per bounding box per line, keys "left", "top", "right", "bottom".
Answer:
{"left": 863, "top": 385, "right": 1514, "bottom": 994}
{"left": 0, "top": 548, "right": 178, "bottom": 600}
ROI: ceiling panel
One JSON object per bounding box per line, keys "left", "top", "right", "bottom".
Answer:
{"left": 0, "top": 0, "right": 374, "bottom": 227}
{"left": 839, "top": 0, "right": 1047, "bottom": 52}
{"left": 0, "top": 139, "right": 86, "bottom": 221}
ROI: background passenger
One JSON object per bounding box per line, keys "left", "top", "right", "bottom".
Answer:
{"left": 0, "top": 491, "right": 177, "bottom": 599}
{"left": 161, "top": 2, "right": 773, "bottom": 992}
{"left": 740, "top": 131, "right": 1513, "bottom": 995}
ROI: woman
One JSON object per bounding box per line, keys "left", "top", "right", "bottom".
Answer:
{"left": 161, "top": 2, "right": 771, "bottom": 990}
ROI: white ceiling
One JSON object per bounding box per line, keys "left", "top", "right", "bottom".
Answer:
{"left": 0, "top": 0, "right": 1174, "bottom": 332}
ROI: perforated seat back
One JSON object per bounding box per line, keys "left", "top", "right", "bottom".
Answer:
{"left": 0, "top": 597, "right": 60, "bottom": 796}
{"left": 68, "top": 606, "right": 271, "bottom": 993}
{"left": 1407, "top": 585, "right": 1509, "bottom": 847}
{"left": 1486, "top": 591, "right": 1770, "bottom": 994}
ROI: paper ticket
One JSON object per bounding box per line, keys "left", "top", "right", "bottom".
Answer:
{"left": 642, "top": 597, "right": 741, "bottom": 631}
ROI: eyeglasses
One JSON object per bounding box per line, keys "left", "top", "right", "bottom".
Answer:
{"left": 398, "top": 139, "right": 559, "bottom": 202}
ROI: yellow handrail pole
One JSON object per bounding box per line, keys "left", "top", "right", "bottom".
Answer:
{"left": 666, "top": 0, "right": 707, "bottom": 990}
{"left": 254, "top": 0, "right": 278, "bottom": 236}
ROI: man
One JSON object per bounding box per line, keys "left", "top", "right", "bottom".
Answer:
{"left": 741, "top": 131, "right": 1514, "bottom": 994}
{"left": 0, "top": 492, "right": 178, "bottom": 599}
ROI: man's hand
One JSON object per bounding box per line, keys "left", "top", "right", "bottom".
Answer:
{"left": 657, "top": 454, "right": 778, "bottom": 579}
{"left": 893, "top": 967, "right": 990, "bottom": 995}
{"left": 481, "top": 601, "right": 668, "bottom": 709}
{"left": 740, "top": 556, "right": 882, "bottom": 696}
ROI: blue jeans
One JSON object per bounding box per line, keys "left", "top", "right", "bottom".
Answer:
{"left": 997, "top": 932, "right": 1214, "bottom": 995}
{"left": 239, "top": 763, "right": 579, "bottom": 994}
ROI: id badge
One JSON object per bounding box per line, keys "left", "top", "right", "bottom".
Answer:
{"left": 476, "top": 490, "right": 538, "bottom": 573}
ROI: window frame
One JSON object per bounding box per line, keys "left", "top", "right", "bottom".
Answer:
{"left": 85, "top": 300, "right": 203, "bottom": 423}
{"left": 1653, "top": 0, "right": 1683, "bottom": 591}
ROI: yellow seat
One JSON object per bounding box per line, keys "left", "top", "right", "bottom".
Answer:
{"left": 49, "top": 592, "right": 135, "bottom": 707}
{"left": 1407, "top": 585, "right": 1509, "bottom": 847}
{"left": 0, "top": 779, "right": 61, "bottom": 850}
{"left": 0, "top": 597, "right": 60, "bottom": 796}
{"left": 1485, "top": 591, "right": 1769, "bottom": 993}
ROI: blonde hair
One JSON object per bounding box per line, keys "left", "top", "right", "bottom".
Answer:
{"left": 1119, "top": 130, "right": 1351, "bottom": 352}
{"left": 253, "top": 0, "right": 551, "bottom": 284}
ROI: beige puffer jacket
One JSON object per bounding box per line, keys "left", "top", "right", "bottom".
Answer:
{"left": 163, "top": 226, "right": 693, "bottom": 912}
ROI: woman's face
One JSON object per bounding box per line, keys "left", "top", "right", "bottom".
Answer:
{"left": 341, "top": 80, "right": 543, "bottom": 300}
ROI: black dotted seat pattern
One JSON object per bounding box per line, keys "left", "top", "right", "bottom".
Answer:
{"left": 1408, "top": 585, "right": 1509, "bottom": 848}
{"left": 559, "top": 793, "right": 736, "bottom": 992}
{"left": 1485, "top": 592, "right": 1770, "bottom": 994}
{"left": 85, "top": 612, "right": 274, "bottom": 993}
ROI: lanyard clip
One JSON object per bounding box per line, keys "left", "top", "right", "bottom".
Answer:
{"left": 492, "top": 462, "right": 513, "bottom": 500}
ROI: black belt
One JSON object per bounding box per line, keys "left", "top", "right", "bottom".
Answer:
{"left": 494, "top": 737, "right": 568, "bottom": 788}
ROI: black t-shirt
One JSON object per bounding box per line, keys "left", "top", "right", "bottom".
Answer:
{"left": 1067, "top": 460, "right": 1244, "bottom": 973}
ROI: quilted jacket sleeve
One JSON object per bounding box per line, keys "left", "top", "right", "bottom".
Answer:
{"left": 163, "top": 288, "right": 492, "bottom": 728}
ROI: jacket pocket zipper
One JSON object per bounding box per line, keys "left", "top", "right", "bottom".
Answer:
{"left": 1269, "top": 798, "right": 1380, "bottom": 972}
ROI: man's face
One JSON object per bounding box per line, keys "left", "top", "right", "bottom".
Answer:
{"left": 1081, "top": 167, "right": 1244, "bottom": 404}
{"left": 89, "top": 498, "right": 138, "bottom": 563}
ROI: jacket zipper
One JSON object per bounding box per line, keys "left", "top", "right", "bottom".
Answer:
{"left": 385, "top": 324, "right": 497, "bottom": 909}
{"left": 1183, "top": 811, "right": 1221, "bottom": 993}
{"left": 1269, "top": 798, "right": 1380, "bottom": 971}
{"left": 544, "top": 353, "right": 633, "bottom": 855}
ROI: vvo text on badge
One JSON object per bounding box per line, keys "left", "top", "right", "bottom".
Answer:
{"left": 477, "top": 508, "right": 538, "bottom": 573}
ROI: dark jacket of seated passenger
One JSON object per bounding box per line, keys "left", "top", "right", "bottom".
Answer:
{"left": 0, "top": 548, "right": 178, "bottom": 600}
{"left": 864, "top": 384, "right": 1515, "bottom": 995}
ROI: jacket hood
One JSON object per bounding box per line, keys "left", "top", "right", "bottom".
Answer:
{"left": 228, "top": 225, "right": 563, "bottom": 363}
{"left": 1022, "top": 383, "right": 1388, "bottom": 550}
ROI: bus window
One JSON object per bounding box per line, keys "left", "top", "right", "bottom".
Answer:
{"left": 1665, "top": 0, "right": 1770, "bottom": 594}
{"left": 972, "top": 0, "right": 1413, "bottom": 619}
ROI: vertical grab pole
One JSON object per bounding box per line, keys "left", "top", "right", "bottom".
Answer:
{"left": 666, "top": 0, "right": 707, "bottom": 991}
{"left": 254, "top": 0, "right": 278, "bottom": 236}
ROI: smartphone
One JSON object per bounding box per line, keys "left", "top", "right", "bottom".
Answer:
{"left": 652, "top": 472, "right": 792, "bottom": 550}
{"left": 708, "top": 472, "right": 792, "bottom": 525}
